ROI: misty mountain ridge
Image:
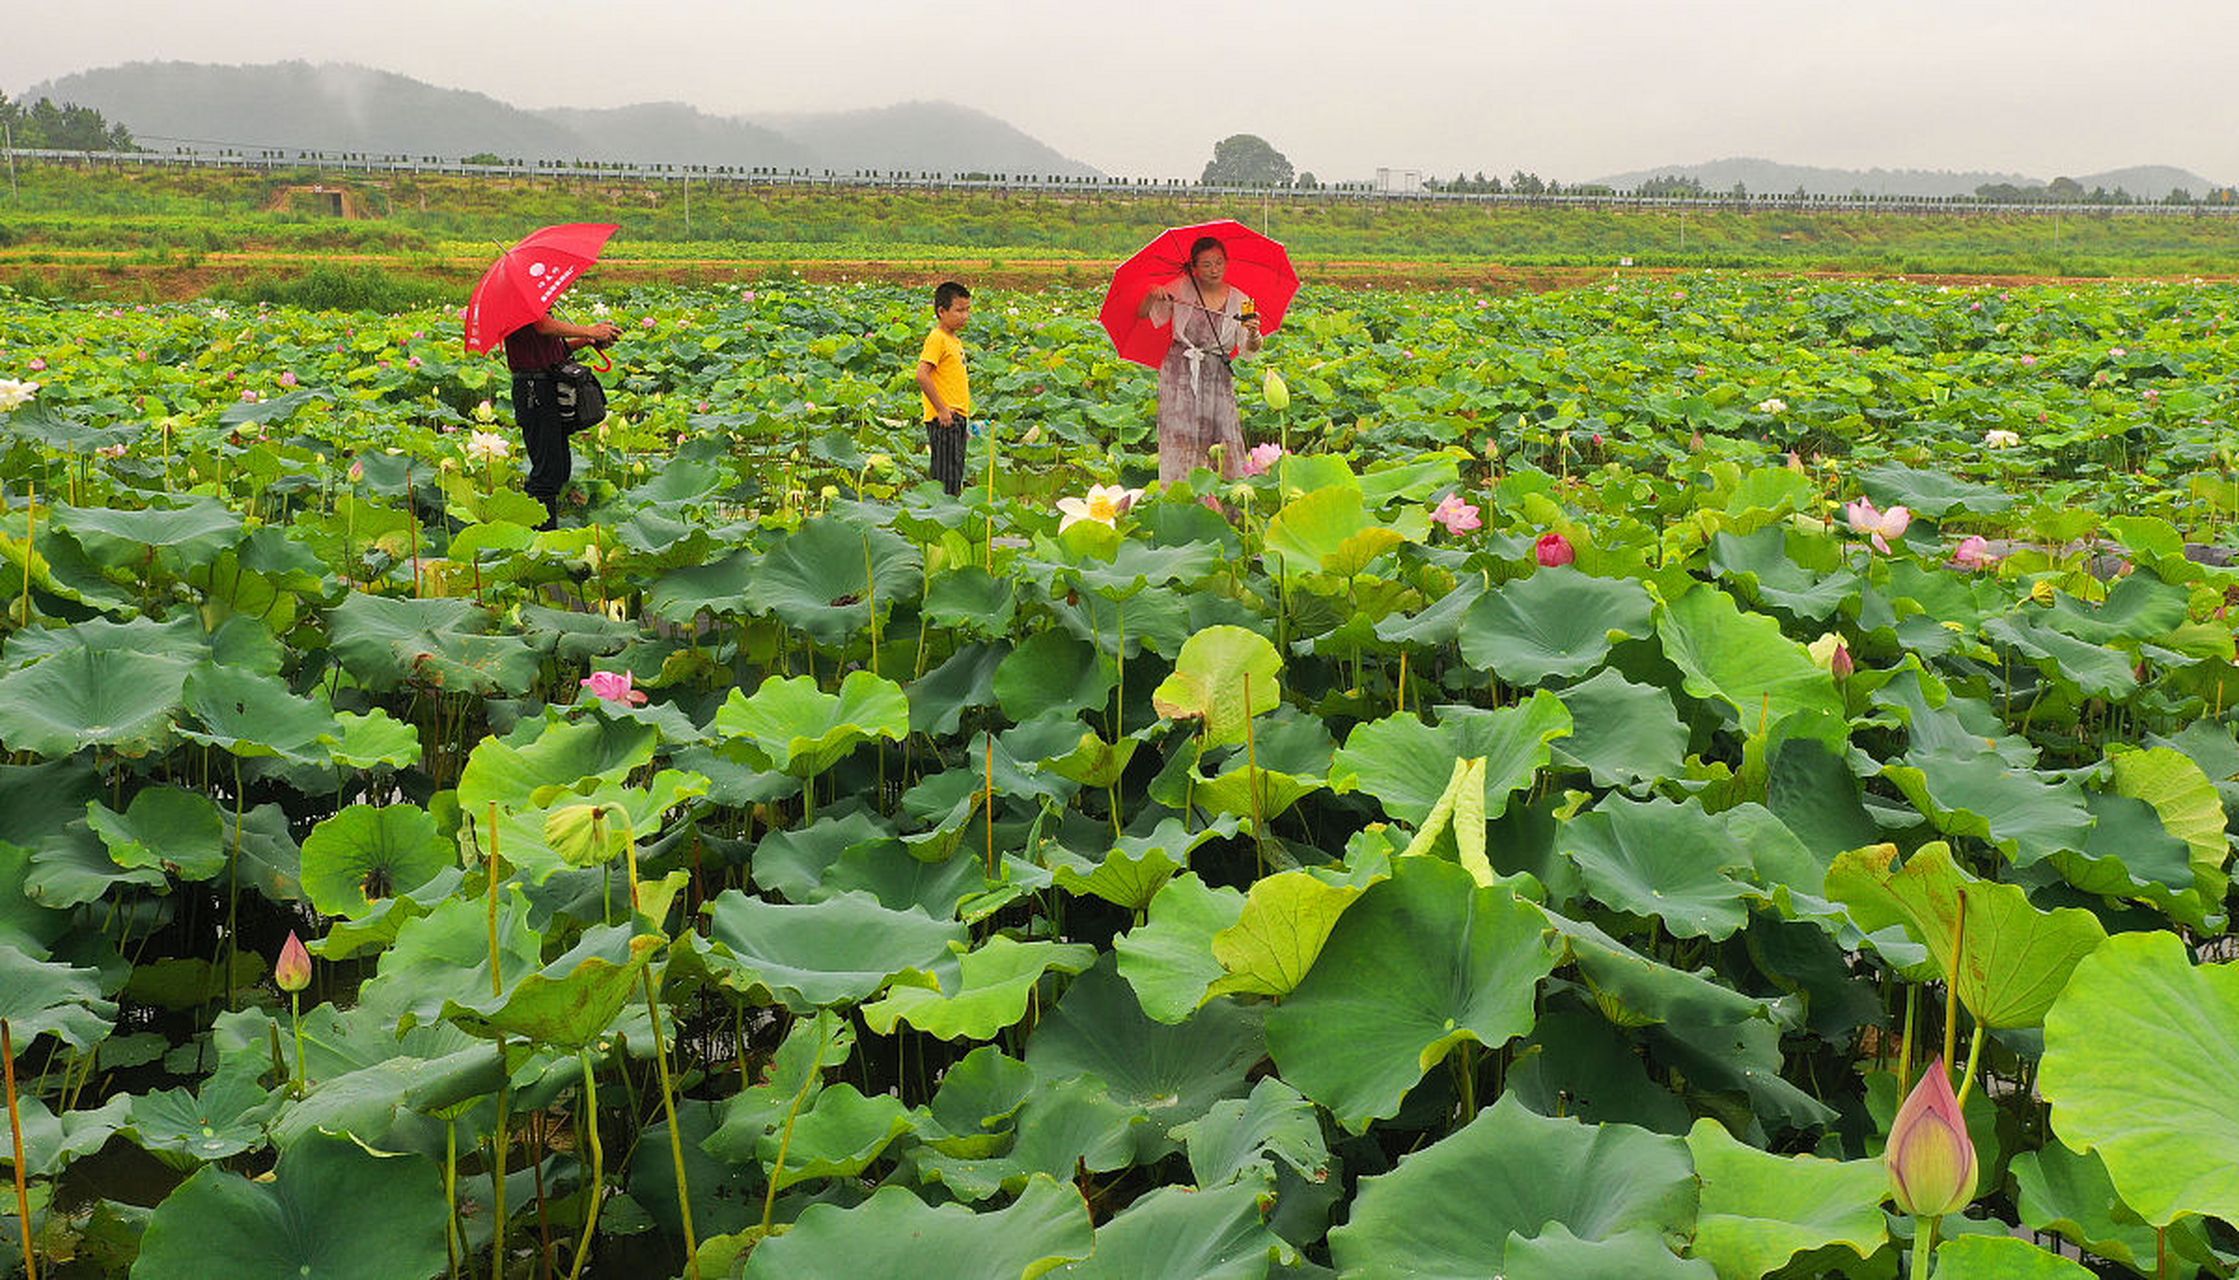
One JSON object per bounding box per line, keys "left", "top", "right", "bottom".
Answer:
{"left": 1592, "top": 157, "right": 2223, "bottom": 199}
{"left": 28, "top": 61, "right": 1102, "bottom": 177}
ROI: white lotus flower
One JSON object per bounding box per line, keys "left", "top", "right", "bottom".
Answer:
{"left": 1983, "top": 429, "right": 2021, "bottom": 449}
{"left": 0, "top": 379, "right": 38, "bottom": 412}
{"left": 1755, "top": 397, "right": 1788, "bottom": 415}
{"left": 1056, "top": 484, "right": 1144, "bottom": 532}
{"left": 465, "top": 430, "right": 512, "bottom": 463}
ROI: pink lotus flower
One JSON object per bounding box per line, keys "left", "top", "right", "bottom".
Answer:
{"left": 741, "top": 290, "right": 757, "bottom": 303}
{"left": 581, "top": 670, "right": 649, "bottom": 707}
{"left": 1845, "top": 498, "right": 1912, "bottom": 553}
{"left": 408, "top": 355, "right": 422, "bottom": 369}
{"left": 2109, "top": 347, "right": 2128, "bottom": 358}
{"left": 1951, "top": 536, "right": 1999, "bottom": 571}
{"left": 1242, "top": 442, "right": 1284, "bottom": 476}
{"left": 641, "top": 316, "right": 659, "bottom": 330}
{"left": 2144, "top": 389, "right": 2160, "bottom": 402}
{"left": 348, "top": 460, "right": 365, "bottom": 482}
{"left": 1886, "top": 1058, "right": 1978, "bottom": 1218}
{"left": 240, "top": 389, "right": 260, "bottom": 403}
{"left": 1431, "top": 494, "right": 1481, "bottom": 535}
{"left": 2020, "top": 354, "right": 2038, "bottom": 366}
{"left": 275, "top": 932, "right": 312, "bottom": 993}
{"left": 279, "top": 371, "right": 298, "bottom": 387}
{"left": 1535, "top": 532, "right": 1576, "bottom": 567}
{"left": 27, "top": 358, "right": 46, "bottom": 372}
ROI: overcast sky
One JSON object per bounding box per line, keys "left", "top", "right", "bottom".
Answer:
{"left": 8, "top": 1, "right": 2236, "bottom": 182}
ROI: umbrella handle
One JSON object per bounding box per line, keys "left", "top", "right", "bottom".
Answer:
{"left": 580, "top": 346, "right": 613, "bottom": 374}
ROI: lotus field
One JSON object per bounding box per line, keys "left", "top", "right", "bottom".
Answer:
{"left": 8, "top": 274, "right": 2239, "bottom": 1278}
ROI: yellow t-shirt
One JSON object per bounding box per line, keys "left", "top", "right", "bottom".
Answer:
{"left": 918, "top": 326, "right": 971, "bottom": 421}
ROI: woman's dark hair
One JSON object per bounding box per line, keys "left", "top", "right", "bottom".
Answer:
{"left": 1187, "top": 236, "right": 1227, "bottom": 267}
{"left": 934, "top": 280, "right": 971, "bottom": 313}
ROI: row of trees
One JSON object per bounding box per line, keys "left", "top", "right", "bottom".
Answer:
{"left": 0, "top": 90, "right": 138, "bottom": 152}
{"left": 1974, "top": 178, "right": 2239, "bottom": 206}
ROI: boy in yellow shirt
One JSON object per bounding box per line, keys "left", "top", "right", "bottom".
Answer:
{"left": 914, "top": 281, "right": 972, "bottom": 495}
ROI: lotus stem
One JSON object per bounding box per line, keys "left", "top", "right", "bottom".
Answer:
{"left": 4, "top": 1020, "right": 35, "bottom": 1280}
{"left": 487, "top": 803, "right": 504, "bottom": 995}
{"left": 445, "top": 1118, "right": 462, "bottom": 1280}
{"left": 1953, "top": 1022, "right": 1987, "bottom": 1112}
{"left": 490, "top": 1035, "right": 510, "bottom": 1280}
{"left": 984, "top": 735, "right": 997, "bottom": 881}
{"left": 14, "top": 483, "right": 32, "bottom": 631}
{"left": 642, "top": 971, "right": 699, "bottom": 1275}
{"left": 1910, "top": 1214, "right": 1940, "bottom": 1280}
{"left": 407, "top": 473, "right": 422, "bottom": 598}
{"left": 563, "top": 1050, "right": 604, "bottom": 1280}
{"left": 289, "top": 990, "right": 306, "bottom": 1099}
{"left": 226, "top": 756, "right": 243, "bottom": 1009}
{"left": 1243, "top": 673, "right": 1266, "bottom": 878}
{"left": 1942, "top": 890, "right": 1966, "bottom": 1075}
{"left": 758, "top": 1052, "right": 819, "bottom": 1235}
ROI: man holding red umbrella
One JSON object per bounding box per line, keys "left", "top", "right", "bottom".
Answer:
{"left": 464, "top": 223, "right": 624, "bottom": 529}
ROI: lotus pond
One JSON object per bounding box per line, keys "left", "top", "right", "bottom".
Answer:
{"left": 4, "top": 275, "right": 2239, "bottom": 1278}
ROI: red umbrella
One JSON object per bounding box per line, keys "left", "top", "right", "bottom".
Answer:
{"left": 463, "top": 222, "right": 620, "bottom": 354}
{"left": 1098, "top": 219, "right": 1299, "bottom": 369}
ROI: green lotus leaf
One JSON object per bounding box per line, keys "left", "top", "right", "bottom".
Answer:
{"left": 1507, "top": 1225, "right": 1715, "bottom": 1280}
{"left": 645, "top": 546, "right": 756, "bottom": 622}
{"left": 1205, "top": 868, "right": 1366, "bottom": 1001}
{"left": 1046, "top": 814, "right": 1239, "bottom": 911}
{"left": 442, "top": 923, "right": 661, "bottom": 1048}
{"left": 1150, "top": 625, "right": 1282, "bottom": 750}
{"left": 0, "top": 842, "right": 70, "bottom": 958}
{"left": 1560, "top": 796, "right": 1758, "bottom": 941}
{"left": 133, "top": 1132, "right": 449, "bottom": 1280}
{"left": 1328, "top": 691, "right": 1571, "bottom": 826}
{"left": 1708, "top": 527, "right": 1856, "bottom": 621}
{"left": 123, "top": 1062, "right": 281, "bottom": 1168}
{"left": 1880, "top": 752, "right": 2094, "bottom": 868}
{"left": 1457, "top": 568, "right": 1653, "bottom": 686}
{"left": 180, "top": 662, "right": 339, "bottom": 763}
{"left": 911, "top": 1075, "right": 1147, "bottom": 1203}
{"left": 1038, "top": 727, "right": 1144, "bottom": 789}
{"left": 1931, "top": 1235, "right": 2093, "bottom": 1279}
{"left": 325, "top": 591, "right": 540, "bottom": 695}
{"left": 56, "top": 495, "right": 244, "bottom": 567}
{"left": 2106, "top": 744, "right": 2230, "bottom": 918}
{"left": 358, "top": 892, "right": 543, "bottom": 1032}
{"left": 1266, "top": 857, "right": 1561, "bottom": 1131}
{"left": 924, "top": 564, "right": 1019, "bottom": 635}
{"left": 25, "top": 823, "right": 169, "bottom": 908}
{"left": 1263, "top": 485, "right": 1403, "bottom": 583}
{"left": 457, "top": 713, "right": 660, "bottom": 815}
{"left": 86, "top": 785, "right": 228, "bottom": 882}
{"left": 1827, "top": 842, "right": 2105, "bottom": 1028}
{"left": 917, "top": 1045, "right": 1036, "bottom": 1157}
{"left": 1027, "top": 960, "right": 1265, "bottom": 1164}
{"left": 1115, "top": 873, "right": 1244, "bottom": 1023}
{"left": 1656, "top": 583, "right": 1847, "bottom": 747}
{"left": 1051, "top": 1181, "right": 1291, "bottom": 1280}
{"left": 1984, "top": 613, "right": 2139, "bottom": 701}
{"left": 1858, "top": 462, "right": 2016, "bottom": 520}
{"left": 267, "top": 1009, "right": 506, "bottom": 1149}
{"left": 759, "top": 1082, "right": 915, "bottom": 1191}
{"left": 1545, "top": 912, "right": 1783, "bottom": 1030}
{"left": 629, "top": 1103, "right": 761, "bottom": 1242}
{"left": 1553, "top": 667, "right": 1691, "bottom": 789}
{"left": 0, "top": 1093, "right": 129, "bottom": 1178}
{"left": 0, "top": 943, "right": 115, "bottom": 1049}
{"left": 861, "top": 936, "right": 1098, "bottom": 1040}
{"left": 322, "top": 708, "right": 423, "bottom": 771}
{"left": 1507, "top": 1006, "right": 1688, "bottom": 1133}
{"left": 908, "top": 640, "right": 1009, "bottom": 736}
{"left": 2041, "top": 930, "right": 2239, "bottom": 1227}
{"left": 1170, "top": 1076, "right": 1331, "bottom": 1190}
{"left": 737, "top": 1174, "right": 1091, "bottom": 1280}
{"left": 2011, "top": 1141, "right": 2215, "bottom": 1274}
{"left": 1683, "top": 1118, "right": 1887, "bottom": 1279}
{"left": 300, "top": 803, "right": 457, "bottom": 918}
{"left": 0, "top": 646, "right": 190, "bottom": 758}
{"left": 713, "top": 670, "right": 909, "bottom": 778}
{"left": 701, "top": 888, "right": 964, "bottom": 1011}
{"left": 741, "top": 515, "right": 921, "bottom": 646}
{"left": 996, "top": 628, "right": 1117, "bottom": 722}
{"left": 1328, "top": 1094, "right": 1697, "bottom": 1276}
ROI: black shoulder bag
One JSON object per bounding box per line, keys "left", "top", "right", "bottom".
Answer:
{"left": 550, "top": 346, "right": 609, "bottom": 434}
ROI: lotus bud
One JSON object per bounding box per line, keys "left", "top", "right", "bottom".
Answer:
{"left": 275, "top": 932, "right": 312, "bottom": 993}
{"left": 1886, "top": 1058, "right": 1978, "bottom": 1218}
{"left": 1534, "top": 532, "right": 1576, "bottom": 568}
{"left": 1263, "top": 369, "right": 1291, "bottom": 412}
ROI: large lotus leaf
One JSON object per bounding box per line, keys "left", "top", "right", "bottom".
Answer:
{"left": 1504, "top": 1225, "right": 1713, "bottom": 1279}
{"left": 2041, "top": 930, "right": 2239, "bottom": 1227}
{"left": 1170, "top": 1076, "right": 1332, "bottom": 1190}
{"left": 1262, "top": 485, "right": 1404, "bottom": 583}
{"left": 1457, "top": 569, "right": 1654, "bottom": 686}
{"left": 1047, "top": 814, "right": 1239, "bottom": 911}
{"left": 0, "top": 1093, "right": 129, "bottom": 1178}
{"left": 1881, "top": 752, "right": 2094, "bottom": 868}
{"left": 916, "top": 1045, "right": 1037, "bottom": 1157}
{"left": 1328, "top": 692, "right": 1571, "bottom": 826}
{"left": 2012, "top": 1141, "right": 2216, "bottom": 1274}
{"left": 1115, "top": 873, "right": 1245, "bottom": 1023}
{"left": 25, "top": 824, "right": 169, "bottom": 908}
{"left": 1858, "top": 462, "right": 2016, "bottom": 519}
{"left": 741, "top": 516, "right": 921, "bottom": 646}
{"left": 56, "top": 496, "right": 244, "bottom": 567}
{"left": 85, "top": 785, "right": 228, "bottom": 882}
{"left": 180, "top": 662, "right": 341, "bottom": 763}
{"left": 701, "top": 888, "right": 963, "bottom": 1011}
{"left": 300, "top": 804, "right": 456, "bottom": 918}
{"left": 996, "top": 628, "right": 1117, "bottom": 722}
{"left": 646, "top": 546, "right": 756, "bottom": 622}
{"left": 1984, "top": 614, "right": 2139, "bottom": 701}
{"left": 0, "top": 646, "right": 189, "bottom": 758}
{"left": 1205, "top": 868, "right": 1367, "bottom": 1001}
{"left": 2042, "top": 571, "right": 2191, "bottom": 645}
{"left": 133, "top": 1132, "right": 449, "bottom": 1280}
{"left": 1266, "top": 857, "right": 1562, "bottom": 1131}
{"left": 1931, "top": 1236, "right": 2093, "bottom": 1279}
{"left": 861, "top": 936, "right": 1098, "bottom": 1040}
{"left": 2106, "top": 744, "right": 2230, "bottom": 914}
{"left": 265, "top": 1005, "right": 506, "bottom": 1149}
{"left": 759, "top": 1082, "right": 916, "bottom": 1190}
{"left": 1506, "top": 1007, "right": 1688, "bottom": 1133}
{"left": 2, "top": 613, "right": 266, "bottom": 674}
{"left": 1708, "top": 527, "right": 1856, "bottom": 621}
{"left": 1683, "top": 1118, "right": 1887, "bottom": 1279}
{"left": 358, "top": 892, "right": 544, "bottom": 1031}
{"left": 1051, "top": 1181, "right": 1290, "bottom": 1280}
{"left": 0, "top": 843, "right": 69, "bottom": 958}
{"left": 909, "top": 640, "right": 1009, "bottom": 736}
{"left": 0, "top": 943, "right": 115, "bottom": 1049}
{"left": 713, "top": 670, "right": 909, "bottom": 778}
{"left": 1829, "top": 843, "right": 2105, "bottom": 1028}
{"left": 122, "top": 1062, "right": 281, "bottom": 1166}
{"left": 1546, "top": 912, "right": 1782, "bottom": 1030}
{"left": 1026, "top": 960, "right": 1265, "bottom": 1164}
{"left": 911, "top": 1074, "right": 1147, "bottom": 1202}
{"left": 1150, "top": 625, "right": 1282, "bottom": 750}
{"left": 457, "top": 714, "right": 659, "bottom": 814}
{"left": 1328, "top": 1094, "right": 1697, "bottom": 1277}
{"left": 736, "top": 1174, "right": 1091, "bottom": 1279}
{"left": 1552, "top": 667, "right": 1690, "bottom": 789}
{"left": 1656, "top": 583, "right": 1847, "bottom": 747}
{"left": 923, "top": 564, "right": 1020, "bottom": 636}
{"left": 325, "top": 591, "right": 540, "bottom": 695}
{"left": 322, "top": 708, "right": 424, "bottom": 772}
{"left": 1373, "top": 574, "right": 1485, "bottom": 648}
{"left": 443, "top": 923, "right": 661, "bottom": 1048}
{"left": 1560, "top": 796, "right": 1757, "bottom": 942}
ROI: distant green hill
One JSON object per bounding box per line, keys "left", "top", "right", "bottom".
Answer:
{"left": 27, "top": 60, "right": 1102, "bottom": 176}
{"left": 1593, "top": 156, "right": 2223, "bottom": 199}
